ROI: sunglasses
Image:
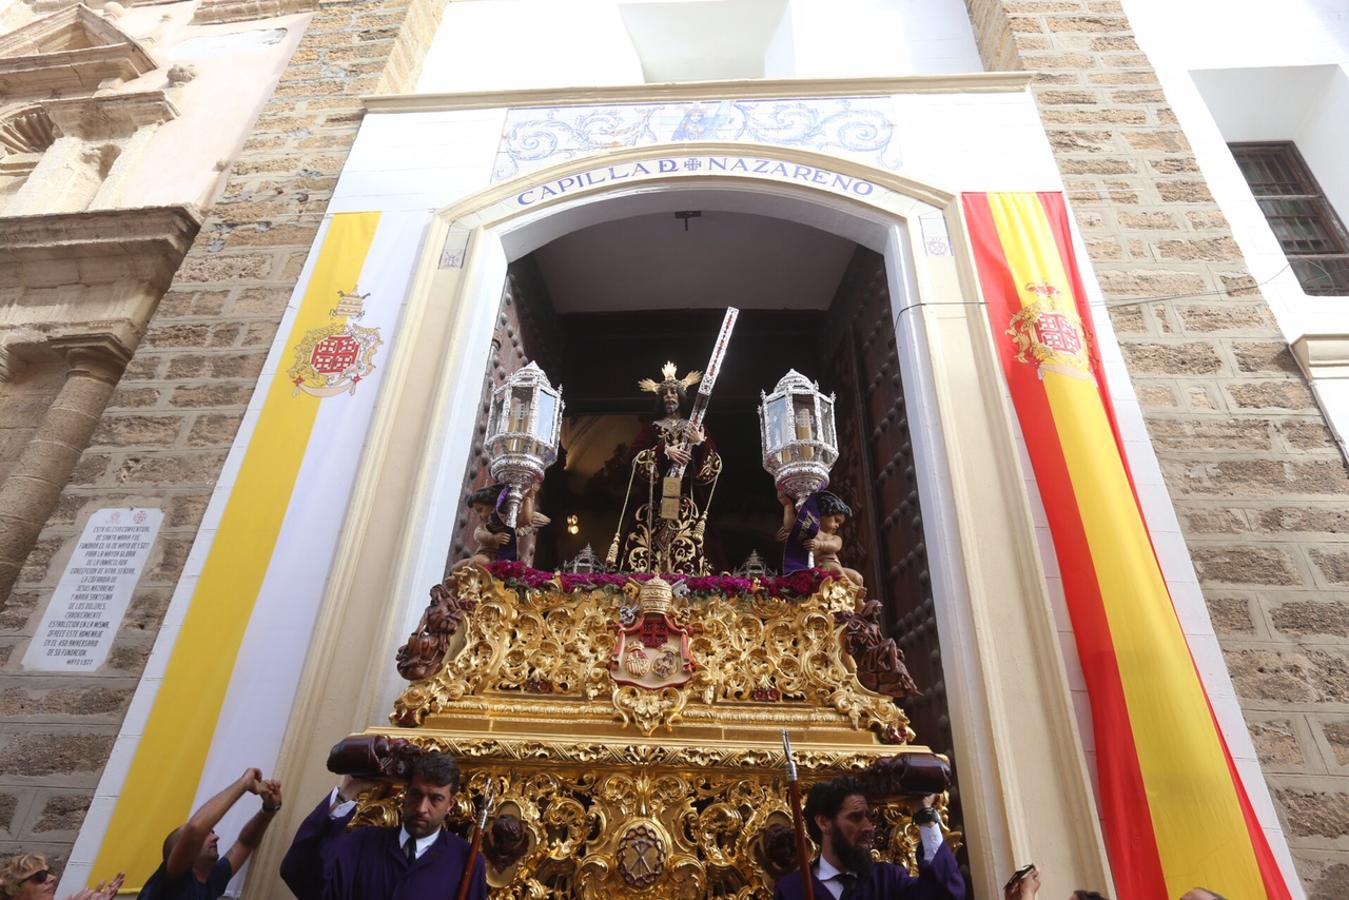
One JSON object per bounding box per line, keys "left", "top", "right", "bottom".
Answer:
{"left": 20, "top": 870, "right": 51, "bottom": 885}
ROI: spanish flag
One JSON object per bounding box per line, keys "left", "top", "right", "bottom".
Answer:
{"left": 962, "top": 192, "right": 1290, "bottom": 900}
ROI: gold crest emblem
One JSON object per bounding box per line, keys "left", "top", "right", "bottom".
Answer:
{"left": 610, "top": 577, "right": 696, "bottom": 690}
{"left": 289, "top": 288, "right": 383, "bottom": 398}
{"left": 1005, "top": 282, "right": 1092, "bottom": 381}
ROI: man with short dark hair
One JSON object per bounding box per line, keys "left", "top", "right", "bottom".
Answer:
{"left": 773, "top": 776, "right": 964, "bottom": 900}
{"left": 280, "top": 751, "right": 485, "bottom": 900}
{"left": 139, "top": 768, "right": 282, "bottom": 900}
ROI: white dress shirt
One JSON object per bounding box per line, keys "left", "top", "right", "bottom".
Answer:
{"left": 326, "top": 787, "right": 437, "bottom": 861}
{"left": 327, "top": 786, "right": 357, "bottom": 818}
{"left": 397, "top": 826, "right": 438, "bottom": 860}
{"left": 815, "top": 854, "right": 850, "bottom": 899}
{"left": 812, "top": 823, "right": 945, "bottom": 897}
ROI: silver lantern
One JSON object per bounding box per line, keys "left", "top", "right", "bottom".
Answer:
{"left": 485, "top": 361, "right": 563, "bottom": 527}
{"left": 759, "top": 369, "right": 839, "bottom": 501}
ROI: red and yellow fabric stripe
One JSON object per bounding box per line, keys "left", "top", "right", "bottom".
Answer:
{"left": 962, "top": 192, "right": 1289, "bottom": 900}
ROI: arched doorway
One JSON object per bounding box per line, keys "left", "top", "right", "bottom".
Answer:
{"left": 256, "top": 145, "right": 1109, "bottom": 897}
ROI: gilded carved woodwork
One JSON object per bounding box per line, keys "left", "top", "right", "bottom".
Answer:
{"left": 347, "top": 737, "right": 959, "bottom": 900}
{"left": 392, "top": 566, "right": 911, "bottom": 743}
{"left": 373, "top": 568, "right": 952, "bottom": 897}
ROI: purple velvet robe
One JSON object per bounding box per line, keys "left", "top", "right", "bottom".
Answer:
{"left": 280, "top": 794, "right": 486, "bottom": 900}
{"left": 772, "top": 845, "right": 966, "bottom": 900}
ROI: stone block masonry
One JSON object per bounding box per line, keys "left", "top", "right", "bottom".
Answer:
{"left": 0, "top": 0, "right": 463, "bottom": 866}
{"left": 962, "top": 0, "right": 1349, "bottom": 893}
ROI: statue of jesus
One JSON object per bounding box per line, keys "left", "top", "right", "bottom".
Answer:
{"left": 608, "top": 361, "right": 722, "bottom": 574}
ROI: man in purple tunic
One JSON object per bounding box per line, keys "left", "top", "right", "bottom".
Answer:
{"left": 280, "top": 752, "right": 486, "bottom": 900}
{"left": 773, "top": 777, "right": 965, "bottom": 900}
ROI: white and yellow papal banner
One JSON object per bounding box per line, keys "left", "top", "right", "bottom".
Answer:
{"left": 87, "top": 211, "right": 428, "bottom": 890}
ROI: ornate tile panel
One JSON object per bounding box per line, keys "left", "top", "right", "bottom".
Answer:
{"left": 492, "top": 96, "right": 902, "bottom": 182}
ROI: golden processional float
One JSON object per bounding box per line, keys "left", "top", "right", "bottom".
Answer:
{"left": 327, "top": 309, "right": 961, "bottom": 898}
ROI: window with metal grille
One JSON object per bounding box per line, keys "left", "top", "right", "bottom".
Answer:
{"left": 1230, "top": 141, "right": 1349, "bottom": 296}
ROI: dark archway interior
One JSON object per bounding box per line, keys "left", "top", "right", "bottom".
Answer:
{"left": 536, "top": 308, "right": 824, "bottom": 574}
{"left": 444, "top": 210, "right": 964, "bottom": 878}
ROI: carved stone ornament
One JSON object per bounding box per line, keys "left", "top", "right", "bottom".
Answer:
{"left": 0, "top": 5, "right": 157, "bottom": 95}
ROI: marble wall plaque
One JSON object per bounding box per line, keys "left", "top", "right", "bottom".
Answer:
{"left": 23, "top": 508, "right": 163, "bottom": 672}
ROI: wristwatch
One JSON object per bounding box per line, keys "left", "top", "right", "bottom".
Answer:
{"left": 913, "top": 807, "right": 940, "bottom": 826}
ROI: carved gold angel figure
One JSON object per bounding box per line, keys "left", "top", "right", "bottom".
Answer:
{"left": 608, "top": 361, "right": 722, "bottom": 574}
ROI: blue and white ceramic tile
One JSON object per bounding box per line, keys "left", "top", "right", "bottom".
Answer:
{"left": 492, "top": 97, "right": 903, "bottom": 181}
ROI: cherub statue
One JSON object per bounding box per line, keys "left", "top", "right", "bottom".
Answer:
{"left": 776, "top": 489, "right": 864, "bottom": 587}
{"left": 452, "top": 482, "right": 549, "bottom": 571}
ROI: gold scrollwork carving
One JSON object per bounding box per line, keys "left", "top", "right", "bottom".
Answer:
{"left": 392, "top": 568, "right": 912, "bottom": 743}
{"left": 350, "top": 750, "right": 952, "bottom": 899}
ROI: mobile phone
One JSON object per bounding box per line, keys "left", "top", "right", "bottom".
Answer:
{"left": 1004, "top": 863, "right": 1036, "bottom": 893}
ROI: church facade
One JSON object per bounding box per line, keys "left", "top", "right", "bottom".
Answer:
{"left": 0, "top": 0, "right": 1346, "bottom": 898}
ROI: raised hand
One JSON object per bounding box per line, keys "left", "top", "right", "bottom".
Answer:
{"left": 69, "top": 871, "right": 124, "bottom": 900}
{"left": 239, "top": 767, "right": 264, "bottom": 793}
{"left": 339, "top": 774, "right": 379, "bottom": 803}
{"left": 259, "top": 779, "right": 283, "bottom": 809}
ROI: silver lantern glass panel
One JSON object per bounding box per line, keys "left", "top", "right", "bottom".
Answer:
{"left": 485, "top": 361, "right": 563, "bottom": 527}
{"left": 758, "top": 369, "right": 839, "bottom": 501}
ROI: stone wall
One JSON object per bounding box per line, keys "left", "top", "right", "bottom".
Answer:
{"left": 962, "top": 0, "right": 1349, "bottom": 894}
{"left": 0, "top": 0, "right": 459, "bottom": 865}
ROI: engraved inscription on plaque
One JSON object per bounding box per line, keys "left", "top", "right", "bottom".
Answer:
{"left": 22, "top": 508, "right": 163, "bottom": 672}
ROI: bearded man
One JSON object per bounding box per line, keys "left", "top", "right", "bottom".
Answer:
{"left": 773, "top": 776, "right": 964, "bottom": 900}
{"left": 610, "top": 361, "right": 721, "bottom": 574}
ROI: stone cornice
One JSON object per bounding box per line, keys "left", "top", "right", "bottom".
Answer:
{"left": 0, "top": 6, "right": 156, "bottom": 97}
{"left": 362, "top": 72, "right": 1034, "bottom": 114}
{"left": 0, "top": 206, "right": 202, "bottom": 365}
{"left": 191, "top": 0, "right": 316, "bottom": 26}
{"left": 0, "top": 204, "right": 201, "bottom": 263}
{"left": 42, "top": 90, "right": 178, "bottom": 139}
{"left": 49, "top": 330, "right": 133, "bottom": 382}
{"left": 1292, "top": 334, "right": 1349, "bottom": 379}
{"left": 0, "top": 43, "right": 156, "bottom": 94}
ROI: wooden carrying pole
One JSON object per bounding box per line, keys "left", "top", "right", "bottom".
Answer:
{"left": 781, "top": 730, "right": 815, "bottom": 900}
{"left": 455, "top": 780, "right": 495, "bottom": 900}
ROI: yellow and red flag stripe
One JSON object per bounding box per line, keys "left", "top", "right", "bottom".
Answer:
{"left": 962, "top": 192, "right": 1289, "bottom": 900}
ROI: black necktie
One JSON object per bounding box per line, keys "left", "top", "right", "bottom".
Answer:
{"left": 837, "top": 871, "right": 859, "bottom": 900}
{"left": 403, "top": 836, "right": 416, "bottom": 864}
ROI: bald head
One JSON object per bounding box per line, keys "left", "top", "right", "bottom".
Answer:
{"left": 162, "top": 824, "right": 220, "bottom": 872}
{"left": 1180, "top": 890, "right": 1227, "bottom": 900}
